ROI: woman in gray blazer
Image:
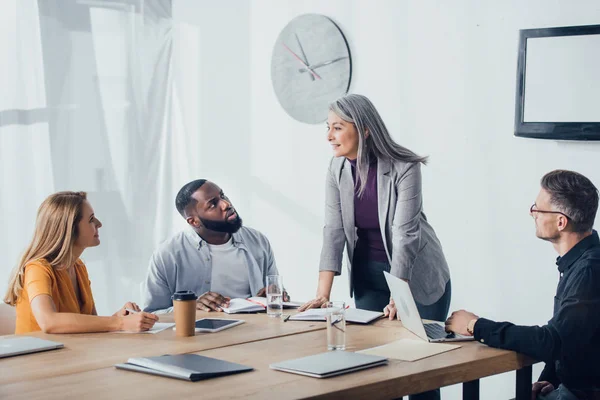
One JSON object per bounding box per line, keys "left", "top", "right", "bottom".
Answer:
{"left": 300, "top": 94, "right": 451, "bottom": 399}
{"left": 300, "top": 94, "right": 451, "bottom": 326}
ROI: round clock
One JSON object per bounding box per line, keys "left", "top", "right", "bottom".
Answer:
{"left": 271, "top": 14, "right": 352, "bottom": 124}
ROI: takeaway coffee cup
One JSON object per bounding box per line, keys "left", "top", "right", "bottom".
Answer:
{"left": 172, "top": 290, "right": 198, "bottom": 337}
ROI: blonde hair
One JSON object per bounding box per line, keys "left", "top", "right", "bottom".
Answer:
{"left": 4, "top": 191, "right": 87, "bottom": 306}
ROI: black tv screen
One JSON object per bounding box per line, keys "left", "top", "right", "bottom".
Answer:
{"left": 514, "top": 24, "right": 600, "bottom": 140}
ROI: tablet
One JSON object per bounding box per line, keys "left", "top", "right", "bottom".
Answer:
{"left": 194, "top": 318, "right": 245, "bottom": 333}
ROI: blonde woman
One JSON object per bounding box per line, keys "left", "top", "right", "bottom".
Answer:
{"left": 4, "top": 191, "right": 158, "bottom": 334}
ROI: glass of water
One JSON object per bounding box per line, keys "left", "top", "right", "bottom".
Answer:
{"left": 326, "top": 301, "right": 346, "bottom": 350}
{"left": 266, "top": 275, "right": 283, "bottom": 318}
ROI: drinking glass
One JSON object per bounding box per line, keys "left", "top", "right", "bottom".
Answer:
{"left": 326, "top": 301, "right": 346, "bottom": 350}
{"left": 266, "top": 275, "right": 283, "bottom": 317}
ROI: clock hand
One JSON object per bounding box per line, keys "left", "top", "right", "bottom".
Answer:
{"left": 294, "top": 33, "right": 314, "bottom": 81}
{"left": 298, "top": 56, "right": 348, "bottom": 73}
{"left": 282, "top": 43, "right": 322, "bottom": 80}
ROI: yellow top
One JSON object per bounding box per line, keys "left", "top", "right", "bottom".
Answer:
{"left": 15, "top": 258, "right": 95, "bottom": 334}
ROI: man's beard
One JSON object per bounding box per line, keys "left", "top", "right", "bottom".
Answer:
{"left": 199, "top": 214, "right": 243, "bottom": 233}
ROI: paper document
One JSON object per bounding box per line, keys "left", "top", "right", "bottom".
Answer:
{"left": 357, "top": 339, "right": 461, "bottom": 361}
{"left": 113, "top": 322, "right": 175, "bottom": 334}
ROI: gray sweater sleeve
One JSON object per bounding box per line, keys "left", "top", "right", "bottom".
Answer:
{"left": 142, "top": 252, "right": 174, "bottom": 314}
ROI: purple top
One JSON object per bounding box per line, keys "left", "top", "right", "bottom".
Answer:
{"left": 348, "top": 158, "right": 388, "bottom": 263}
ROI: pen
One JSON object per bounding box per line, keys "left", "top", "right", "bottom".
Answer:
{"left": 283, "top": 315, "right": 291, "bottom": 322}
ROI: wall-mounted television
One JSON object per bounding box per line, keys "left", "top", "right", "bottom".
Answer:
{"left": 514, "top": 24, "right": 600, "bottom": 140}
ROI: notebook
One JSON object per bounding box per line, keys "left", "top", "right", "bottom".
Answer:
{"left": 289, "top": 308, "right": 384, "bottom": 324}
{"left": 270, "top": 351, "right": 388, "bottom": 378}
{"left": 221, "top": 297, "right": 303, "bottom": 314}
{"left": 221, "top": 298, "right": 264, "bottom": 314}
{"left": 246, "top": 297, "right": 303, "bottom": 309}
{"left": 115, "top": 354, "right": 253, "bottom": 381}
{"left": 0, "top": 336, "right": 64, "bottom": 358}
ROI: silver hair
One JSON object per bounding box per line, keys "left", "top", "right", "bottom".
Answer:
{"left": 329, "top": 94, "right": 428, "bottom": 197}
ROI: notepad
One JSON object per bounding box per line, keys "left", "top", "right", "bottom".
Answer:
{"left": 115, "top": 354, "right": 253, "bottom": 381}
{"left": 246, "top": 297, "right": 304, "bottom": 309}
{"left": 221, "top": 298, "right": 265, "bottom": 314}
{"left": 357, "top": 339, "right": 461, "bottom": 361}
{"left": 270, "top": 351, "right": 387, "bottom": 378}
{"left": 289, "top": 308, "right": 384, "bottom": 324}
{"left": 112, "top": 322, "right": 175, "bottom": 334}
{"left": 221, "top": 297, "right": 304, "bottom": 314}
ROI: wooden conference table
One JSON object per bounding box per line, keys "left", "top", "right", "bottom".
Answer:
{"left": 0, "top": 312, "right": 536, "bottom": 399}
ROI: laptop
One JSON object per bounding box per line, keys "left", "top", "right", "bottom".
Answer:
{"left": 0, "top": 336, "right": 64, "bottom": 358}
{"left": 270, "top": 351, "right": 388, "bottom": 378}
{"left": 383, "top": 271, "right": 473, "bottom": 343}
{"left": 115, "top": 354, "right": 253, "bottom": 381}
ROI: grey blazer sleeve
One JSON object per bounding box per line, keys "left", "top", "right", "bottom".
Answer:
{"left": 319, "top": 159, "right": 345, "bottom": 275}
{"left": 390, "top": 162, "right": 424, "bottom": 281}
{"left": 142, "top": 252, "right": 174, "bottom": 314}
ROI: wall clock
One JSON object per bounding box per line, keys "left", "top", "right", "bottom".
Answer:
{"left": 271, "top": 14, "right": 352, "bottom": 124}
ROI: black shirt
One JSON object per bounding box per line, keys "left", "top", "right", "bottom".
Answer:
{"left": 474, "top": 231, "right": 600, "bottom": 391}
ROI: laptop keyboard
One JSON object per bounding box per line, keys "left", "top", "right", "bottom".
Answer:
{"left": 424, "top": 323, "right": 453, "bottom": 340}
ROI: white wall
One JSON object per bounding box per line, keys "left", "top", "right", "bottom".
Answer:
{"left": 241, "top": 1, "right": 600, "bottom": 399}
{"left": 172, "top": 0, "right": 252, "bottom": 211}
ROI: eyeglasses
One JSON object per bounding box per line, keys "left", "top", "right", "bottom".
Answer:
{"left": 529, "top": 204, "right": 571, "bottom": 220}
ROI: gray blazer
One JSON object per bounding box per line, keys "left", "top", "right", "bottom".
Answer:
{"left": 319, "top": 156, "right": 450, "bottom": 305}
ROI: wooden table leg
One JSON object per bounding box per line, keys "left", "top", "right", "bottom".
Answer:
{"left": 463, "top": 379, "right": 480, "bottom": 400}
{"left": 515, "top": 365, "right": 532, "bottom": 400}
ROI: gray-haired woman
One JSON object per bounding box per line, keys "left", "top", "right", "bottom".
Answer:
{"left": 299, "top": 94, "right": 451, "bottom": 400}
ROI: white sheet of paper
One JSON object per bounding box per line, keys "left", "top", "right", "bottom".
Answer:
{"left": 113, "top": 322, "right": 175, "bottom": 334}
{"left": 357, "top": 339, "right": 461, "bottom": 362}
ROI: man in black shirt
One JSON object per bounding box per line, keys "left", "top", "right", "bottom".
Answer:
{"left": 446, "top": 170, "right": 600, "bottom": 400}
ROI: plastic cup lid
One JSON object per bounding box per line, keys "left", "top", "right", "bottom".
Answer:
{"left": 172, "top": 290, "right": 198, "bottom": 301}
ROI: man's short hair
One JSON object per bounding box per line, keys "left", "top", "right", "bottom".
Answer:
{"left": 175, "top": 179, "right": 207, "bottom": 217}
{"left": 541, "top": 170, "right": 599, "bottom": 233}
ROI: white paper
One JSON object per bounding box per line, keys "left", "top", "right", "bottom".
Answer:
{"left": 357, "top": 339, "right": 461, "bottom": 361}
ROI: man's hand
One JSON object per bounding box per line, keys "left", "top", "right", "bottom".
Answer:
{"left": 445, "top": 309, "right": 479, "bottom": 336}
{"left": 256, "top": 287, "right": 290, "bottom": 302}
{"left": 531, "top": 381, "right": 555, "bottom": 400}
{"left": 383, "top": 298, "right": 399, "bottom": 321}
{"left": 113, "top": 301, "right": 141, "bottom": 316}
{"left": 196, "top": 291, "right": 230, "bottom": 312}
{"left": 298, "top": 295, "right": 329, "bottom": 311}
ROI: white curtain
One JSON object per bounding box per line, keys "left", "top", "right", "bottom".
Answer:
{"left": 0, "top": 0, "right": 54, "bottom": 300}
{"left": 0, "top": 0, "right": 186, "bottom": 314}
